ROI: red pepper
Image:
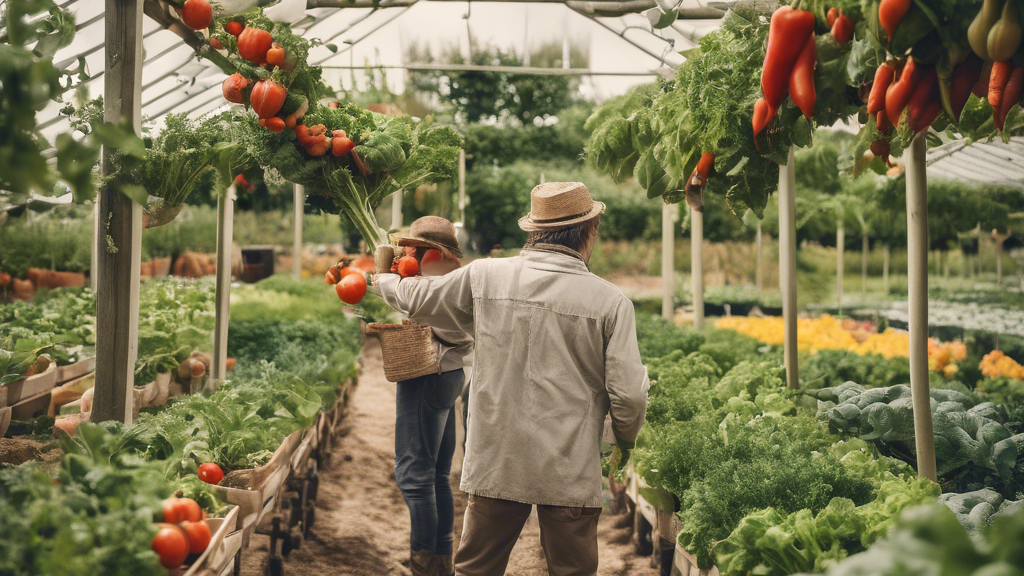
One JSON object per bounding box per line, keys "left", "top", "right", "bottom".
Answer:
{"left": 761, "top": 6, "right": 816, "bottom": 111}
{"left": 694, "top": 153, "right": 715, "bottom": 184}
{"left": 886, "top": 58, "right": 919, "bottom": 124}
{"left": 789, "top": 34, "right": 817, "bottom": 119}
{"left": 950, "top": 54, "right": 984, "bottom": 122}
{"left": 877, "top": 110, "right": 892, "bottom": 135}
{"left": 989, "top": 61, "right": 1012, "bottom": 127}
{"left": 870, "top": 138, "right": 891, "bottom": 160}
{"left": 827, "top": 7, "right": 839, "bottom": 27}
{"left": 868, "top": 63, "right": 895, "bottom": 115}
{"left": 832, "top": 13, "right": 853, "bottom": 45}
{"left": 752, "top": 97, "right": 776, "bottom": 148}
{"left": 879, "top": 0, "right": 912, "bottom": 42}
{"left": 906, "top": 66, "right": 939, "bottom": 132}
{"left": 996, "top": 65, "right": 1024, "bottom": 131}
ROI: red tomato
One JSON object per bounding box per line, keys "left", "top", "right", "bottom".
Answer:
{"left": 397, "top": 256, "right": 420, "bottom": 278}
{"left": 197, "top": 463, "right": 224, "bottom": 485}
{"left": 225, "top": 21, "right": 244, "bottom": 37}
{"left": 325, "top": 270, "right": 338, "bottom": 285}
{"left": 237, "top": 27, "right": 273, "bottom": 64}
{"left": 167, "top": 498, "right": 203, "bottom": 523}
{"left": 210, "top": 37, "right": 223, "bottom": 50}
{"left": 181, "top": 0, "right": 212, "bottom": 30}
{"left": 336, "top": 273, "right": 367, "bottom": 305}
{"left": 152, "top": 525, "right": 190, "bottom": 569}
{"left": 181, "top": 521, "right": 213, "bottom": 555}
{"left": 266, "top": 43, "right": 285, "bottom": 67}
{"left": 336, "top": 266, "right": 359, "bottom": 279}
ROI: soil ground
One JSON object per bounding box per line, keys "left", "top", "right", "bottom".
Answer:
{"left": 240, "top": 339, "right": 659, "bottom": 576}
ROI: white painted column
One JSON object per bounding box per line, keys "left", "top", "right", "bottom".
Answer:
{"left": 755, "top": 219, "right": 763, "bottom": 291}
{"left": 391, "top": 189, "right": 404, "bottom": 231}
{"left": 837, "top": 218, "right": 844, "bottom": 311}
{"left": 904, "top": 133, "right": 938, "bottom": 482}
{"left": 778, "top": 148, "right": 799, "bottom": 389}
{"left": 661, "top": 202, "right": 676, "bottom": 320}
{"left": 691, "top": 206, "right": 704, "bottom": 328}
{"left": 293, "top": 184, "right": 303, "bottom": 278}
{"left": 211, "top": 184, "right": 236, "bottom": 387}
{"left": 883, "top": 244, "right": 890, "bottom": 295}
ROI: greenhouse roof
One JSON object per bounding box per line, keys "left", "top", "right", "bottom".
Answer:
{"left": 35, "top": 0, "right": 731, "bottom": 146}
{"left": 928, "top": 137, "right": 1024, "bottom": 191}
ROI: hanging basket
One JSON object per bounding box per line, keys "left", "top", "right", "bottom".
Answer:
{"left": 144, "top": 202, "right": 185, "bottom": 229}
{"left": 365, "top": 320, "right": 441, "bottom": 382}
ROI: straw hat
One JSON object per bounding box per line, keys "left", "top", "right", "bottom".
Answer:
{"left": 518, "top": 182, "right": 606, "bottom": 232}
{"left": 397, "top": 216, "right": 463, "bottom": 258}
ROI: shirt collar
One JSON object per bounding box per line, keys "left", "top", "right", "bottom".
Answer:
{"left": 521, "top": 244, "right": 590, "bottom": 271}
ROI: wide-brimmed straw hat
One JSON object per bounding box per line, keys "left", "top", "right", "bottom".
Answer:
{"left": 518, "top": 182, "right": 606, "bottom": 232}
{"left": 397, "top": 216, "right": 463, "bottom": 258}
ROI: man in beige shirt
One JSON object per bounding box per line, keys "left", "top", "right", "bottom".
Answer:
{"left": 374, "top": 182, "right": 649, "bottom": 576}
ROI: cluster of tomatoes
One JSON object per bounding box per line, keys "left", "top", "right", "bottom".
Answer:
{"left": 151, "top": 497, "right": 213, "bottom": 570}
{"left": 326, "top": 258, "right": 372, "bottom": 305}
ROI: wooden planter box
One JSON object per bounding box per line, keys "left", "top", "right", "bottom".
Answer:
{"left": 170, "top": 506, "right": 240, "bottom": 576}
{"left": 56, "top": 356, "right": 95, "bottom": 385}
{"left": 0, "top": 407, "right": 11, "bottom": 438}
{"left": 671, "top": 543, "right": 720, "bottom": 576}
{"left": 1, "top": 362, "right": 57, "bottom": 407}
{"left": 211, "top": 429, "right": 304, "bottom": 547}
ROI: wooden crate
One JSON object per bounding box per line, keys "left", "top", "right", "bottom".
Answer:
{"left": 671, "top": 543, "right": 720, "bottom": 576}
{"left": 56, "top": 356, "right": 95, "bottom": 385}
{"left": 2, "top": 362, "right": 57, "bottom": 407}
{"left": 172, "top": 506, "right": 240, "bottom": 576}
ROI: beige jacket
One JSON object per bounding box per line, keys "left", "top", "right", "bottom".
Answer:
{"left": 374, "top": 247, "right": 649, "bottom": 507}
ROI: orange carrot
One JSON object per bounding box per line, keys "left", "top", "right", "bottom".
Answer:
{"left": 989, "top": 60, "right": 1012, "bottom": 113}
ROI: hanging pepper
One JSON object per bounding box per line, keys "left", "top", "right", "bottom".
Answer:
{"left": 692, "top": 153, "right": 715, "bottom": 185}
{"left": 832, "top": 12, "right": 853, "bottom": 45}
{"left": 996, "top": 65, "right": 1024, "bottom": 130}
{"left": 946, "top": 55, "right": 984, "bottom": 123}
{"left": 761, "top": 6, "right": 816, "bottom": 111}
{"left": 868, "top": 63, "right": 896, "bottom": 114}
{"left": 827, "top": 7, "right": 839, "bottom": 27}
{"left": 870, "top": 138, "right": 891, "bottom": 161}
{"left": 907, "top": 66, "right": 941, "bottom": 132}
{"left": 789, "top": 34, "right": 817, "bottom": 119}
{"left": 987, "top": 0, "right": 1022, "bottom": 62}
{"left": 877, "top": 110, "right": 893, "bottom": 134}
{"left": 879, "top": 0, "right": 912, "bottom": 42}
{"left": 969, "top": 0, "right": 1003, "bottom": 59}
{"left": 752, "top": 97, "right": 776, "bottom": 148}
{"left": 886, "top": 58, "right": 919, "bottom": 124}
{"left": 989, "top": 60, "right": 1013, "bottom": 117}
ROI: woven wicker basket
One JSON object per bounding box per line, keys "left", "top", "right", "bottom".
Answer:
{"left": 365, "top": 320, "right": 441, "bottom": 382}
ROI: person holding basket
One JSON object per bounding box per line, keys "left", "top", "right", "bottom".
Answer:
{"left": 370, "top": 216, "right": 470, "bottom": 576}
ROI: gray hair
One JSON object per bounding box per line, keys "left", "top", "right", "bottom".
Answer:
{"left": 524, "top": 216, "right": 601, "bottom": 253}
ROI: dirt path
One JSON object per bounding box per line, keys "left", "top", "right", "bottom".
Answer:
{"left": 241, "top": 339, "right": 659, "bottom": 576}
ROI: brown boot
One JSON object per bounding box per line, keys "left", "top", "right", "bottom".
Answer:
{"left": 410, "top": 550, "right": 437, "bottom": 576}
{"left": 436, "top": 552, "right": 454, "bottom": 576}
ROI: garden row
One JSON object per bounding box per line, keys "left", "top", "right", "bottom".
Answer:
{"left": 616, "top": 313, "right": 1024, "bottom": 576}
{"left": 0, "top": 275, "right": 369, "bottom": 576}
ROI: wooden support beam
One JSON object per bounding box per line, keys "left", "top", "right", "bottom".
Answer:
{"left": 211, "top": 184, "right": 236, "bottom": 387}
{"left": 93, "top": 0, "right": 145, "bottom": 425}
{"left": 143, "top": 0, "right": 235, "bottom": 73}
{"left": 755, "top": 219, "right": 763, "bottom": 291}
{"left": 836, "top": 218, "right": 844, "bottom": 312}
{"left": 778, "top": 148, "right": 799, "bottom": 389}
{"left": 905, "top": 133, "right": 938, "bottom": 483}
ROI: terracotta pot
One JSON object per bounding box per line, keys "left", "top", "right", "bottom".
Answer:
{"left": 152, "top": 257, "right": 172, "bottom": 278}
{"left": 12, "top": 279, "right": 34, "bottom": 301}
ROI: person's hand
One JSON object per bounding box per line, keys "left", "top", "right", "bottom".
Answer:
{"left": 608, "top": 439, "right": 634, "bottom": 480}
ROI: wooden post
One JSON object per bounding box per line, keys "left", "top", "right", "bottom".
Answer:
{"left": 882, "top": 244, "right": 890, "bottom": 296}
{"left": 836, "top": 218, "right": 844, "bottom": 311}
{"left": 293, "top": 184, "right": 303, "bottom": 279}
{"left": 905, "top": 133, "right": 938, "bottom": 482}
{"left": 862, "top": 231, "right": 869, "bottom": 295}
{"left": 91, "top": 202, "right": 100, "bottom": 290}
{"left": 661, "top": 202, "right": 676, "bottom": 320}
{"left": 691, "top": 206, "right": 704, "bottom": 329}
{"left": 779, "top": 148, "right": 799, "bottom": 389}
{"left": 391, "top": 189, "right": 403, "bottom": 231}
{"left": 755, "top": 219, "right": 763, "bottom": 291}
{"left": 211, "top": 184, "right": 236, "bottom": 386}
{"left": 92, "top": 0, "right": 144, "bottom": 425}
{"left": 993, "top": 229, "right": 1011, "bottom": 285}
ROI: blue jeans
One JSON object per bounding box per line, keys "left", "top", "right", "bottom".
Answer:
{"left": 395, "top": 368, "right": 464, "bottom": 554}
